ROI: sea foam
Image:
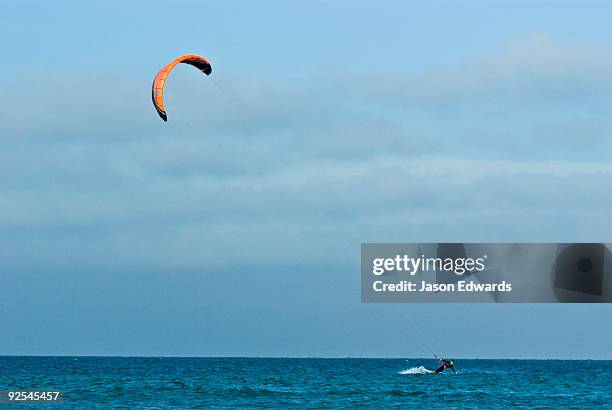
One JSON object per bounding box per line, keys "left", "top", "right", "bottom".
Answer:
{"left": 398, "top": 366, "right": 434, "bottom": 375}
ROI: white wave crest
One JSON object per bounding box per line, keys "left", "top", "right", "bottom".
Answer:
{"left": 399, "top": 366, "right": 434, "bottom": 375}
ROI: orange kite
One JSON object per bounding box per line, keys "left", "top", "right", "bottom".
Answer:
{"left": 151, "top": 54, "right": 212, "bottom": 121}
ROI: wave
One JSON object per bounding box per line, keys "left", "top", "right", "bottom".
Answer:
{"left": 224, "top": 386, "right": 293, "bottom": 397}
{"left": 399, "top": 366, "right": 434, "bottom": 375}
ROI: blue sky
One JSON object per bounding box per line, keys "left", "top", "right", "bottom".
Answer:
{"left": 1, "top": 0, "right": 612, "bottom": 358}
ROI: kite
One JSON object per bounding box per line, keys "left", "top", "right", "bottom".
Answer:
{"left": 151, "top": 54, "right": 212, "bottom": 121}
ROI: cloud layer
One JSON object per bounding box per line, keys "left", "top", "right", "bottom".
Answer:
{"left": 2, "top": 33, "right": 612, "bottom": 356}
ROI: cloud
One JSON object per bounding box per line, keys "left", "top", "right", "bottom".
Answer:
{"left": 1, "top": 33, "right": 612, "bottom": 274}
{"left": 364, "top": 32, "right": 612, "bottom": 102}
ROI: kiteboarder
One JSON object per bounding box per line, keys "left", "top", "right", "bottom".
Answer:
{"left": 434, "top": 357, "right": 457, "bottom": 374}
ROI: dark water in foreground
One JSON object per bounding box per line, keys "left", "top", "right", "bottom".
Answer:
{"left": 1, "top": 357, "right": 611, "bottom": 408}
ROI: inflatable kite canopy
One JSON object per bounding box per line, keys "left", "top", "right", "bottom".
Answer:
{"left": 152, "top": 54, "right": 212, "bottom": 121}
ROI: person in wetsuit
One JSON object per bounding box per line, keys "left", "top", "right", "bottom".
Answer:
{"left": 434, "top": 358, "right": 456, "bottom": 374}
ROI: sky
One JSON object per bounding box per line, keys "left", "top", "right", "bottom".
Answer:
{"left": 1, "top": 0, "right": 612, "bottom": 358}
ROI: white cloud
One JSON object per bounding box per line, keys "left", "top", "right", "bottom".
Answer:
{"left": 1, "top": 33, "right": 612, "bottom": 272}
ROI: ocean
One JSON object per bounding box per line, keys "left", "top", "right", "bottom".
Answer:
{"left": 1, "top": 357, "right": 611, "bottom": 408}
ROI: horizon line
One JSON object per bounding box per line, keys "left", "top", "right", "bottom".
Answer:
{"left": 1, "top": 354, "right": 610, "bottom": 361}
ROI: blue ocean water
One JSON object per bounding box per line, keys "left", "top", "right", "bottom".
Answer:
{"left": 1, "top": 357, "right": 611, "bottom": 408}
